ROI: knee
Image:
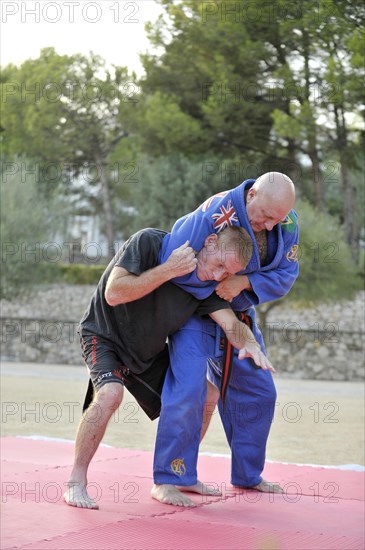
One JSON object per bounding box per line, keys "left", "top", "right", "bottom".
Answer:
{"left": 206, "top": 381, "right": 219, "bottom": 407}
{"left": 95, "top": 382, "right": 124, "bottom": 411}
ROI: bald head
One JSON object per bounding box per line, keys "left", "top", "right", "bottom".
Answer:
{"left": 254, "top": 172, "right": 295, "bottom": 208}
{"left": 246, "top": 172, "right": 295, "bottom": 232}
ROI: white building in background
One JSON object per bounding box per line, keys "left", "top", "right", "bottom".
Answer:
{"left": 51, "top": 214, "right": 108, "bottom": 264}
{"left": 54, "top": 210, "right": 136, "bottom": 264}
{"left": 52, "top": 174, "right": 137, "bottom": 264}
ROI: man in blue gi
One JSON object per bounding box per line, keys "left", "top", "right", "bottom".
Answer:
{"left": 152, "top": 172, "right": 299, "bottom": 507}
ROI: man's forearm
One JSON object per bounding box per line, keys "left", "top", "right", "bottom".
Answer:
{"left": 209, "top": 308, "right": 256, "bottom": 349}
{"left": 209, "top": 308, "right": 274, "bottom": 371}
{"left": 105, "top": 264, "right": 175, "bottom": 306}
{"left": 105, "top": 240, "right": 197, "bottom": 306}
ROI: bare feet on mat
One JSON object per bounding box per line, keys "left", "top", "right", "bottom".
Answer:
{"left": 251, "top": 479, "right": 283, "bottom": 493}
{"left": 151, "top": 484, "right": 196, "bottom": 507}
{"left": 178, "top": 480, "right": 222, "bottom": 496}
{"left": 64, "top": 482, "right": 99, "bottom": 509}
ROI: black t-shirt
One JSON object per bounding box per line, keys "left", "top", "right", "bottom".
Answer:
{"left": 80, "top": 228, "right": 230, "bottom": 374}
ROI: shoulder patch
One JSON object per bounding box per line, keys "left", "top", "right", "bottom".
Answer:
{"left": 280, "top": 210, "right": 298, "bottom": 234}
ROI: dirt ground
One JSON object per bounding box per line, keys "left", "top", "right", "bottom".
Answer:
{"left": 1, "top": 362, "right": 364, "bottom": 466}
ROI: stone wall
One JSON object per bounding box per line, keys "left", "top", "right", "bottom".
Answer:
{"left": 1, "top": 285, "right": 94, "bottom": 366}
{"left": 1, "top": 285, "right": 364, "bottom": 380}
{"left": 264, "top": 291, "right": 364, "bottom": 380}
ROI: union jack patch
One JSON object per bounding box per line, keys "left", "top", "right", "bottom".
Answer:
{"left": 211, "top": 200, "right": 239, "bottom": 231}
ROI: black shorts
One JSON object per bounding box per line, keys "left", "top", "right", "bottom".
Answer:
{"left": 80, "top": 331, "right": 169, "bottom": 420}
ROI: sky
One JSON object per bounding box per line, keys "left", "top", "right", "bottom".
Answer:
{"left": 0, "top": 1, "right": 164, "bottom": 74}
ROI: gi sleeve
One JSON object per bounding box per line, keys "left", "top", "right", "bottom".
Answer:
{"left": 231, "top": 212, "right": 299, "bottom": 311}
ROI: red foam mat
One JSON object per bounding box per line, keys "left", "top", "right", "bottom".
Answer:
{"left": 1, "top": 437, "right": 364, "bottom": 550}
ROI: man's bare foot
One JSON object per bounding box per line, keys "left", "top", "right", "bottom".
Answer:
{"left": 63, "top": 482, "right": 99, "bottom": 509}
{"left": 151, "top": 484, "right": 196, "bottom": 507}
{"left": 178, "top": 480, "right": 222, "bottom": 496}
{"left": 251, "top": 480, "right": 283, "bottom": 493}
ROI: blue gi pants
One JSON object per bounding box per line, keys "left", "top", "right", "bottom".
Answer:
{"left": 153, "top": 313, "right": 277, "bottom": 487}
{"left": 208, "top": 356, "right": 276, "bottom": 487}
{"left": 153, "top": 320, "right": 212, "bottom": 485}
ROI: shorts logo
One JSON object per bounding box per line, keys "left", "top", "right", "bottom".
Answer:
{"left": 170, "top": 458, "right": 186, "bottom": 476}
{"left": 286, "top": 244, "right": 299, "bottom": 263}
{"left": 96, "top": 371, "right": 113, "bottom": 384}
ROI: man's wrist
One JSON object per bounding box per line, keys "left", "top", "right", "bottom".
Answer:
{"left": 245, "top": 276, "right": 253, "bottom": 291}
{"left": 157, "top": 261, "right": 176, "bottom": 283}
{"left": 240, "top": 275, "right": 252, "bottom": 291}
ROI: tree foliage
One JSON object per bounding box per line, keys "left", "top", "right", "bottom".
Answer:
{"left": 129, "top": 153, "right": 226, "bottom": 232}
{"left": 1, "top": 1, "right": 363, "bottom": 304}
{"left": 0, "top": 160, "right": 67, "bottom": 298}
{"left": 137, "top": 0, "right": 275, "bottom": 164}
{"left": 137, "top": 0, "right": 364, "bottom": 258}
{"left": 290, "top": 199, "right": 361, "bottom": 304}
{"left": 1, "top": 48, "right": 138, "bottom": 258}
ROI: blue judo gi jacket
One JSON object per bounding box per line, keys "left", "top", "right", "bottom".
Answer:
{"left": 159, "top": 179, "right": 299, "bottom": 310}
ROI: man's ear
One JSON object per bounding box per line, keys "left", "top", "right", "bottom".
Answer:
{"left": 246, "top": 188, "right": 256, "bottom": 203}
{"left": 204, "top": 233, "right": 218, "bottom": 246}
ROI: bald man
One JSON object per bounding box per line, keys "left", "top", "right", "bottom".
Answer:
{"left": 152, "top": 172, "right": 299, "bottom": 506}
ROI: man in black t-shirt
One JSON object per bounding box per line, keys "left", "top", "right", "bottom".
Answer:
{"left": 79, "top": 228, "right": 235, "bottom": 382}
{"left": 64, "top": 226, "right": 273, "bottom": 509}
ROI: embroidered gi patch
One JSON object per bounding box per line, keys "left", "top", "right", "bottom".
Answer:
{"left": 170, "top": 458, "right": 186, "bottom": 476}
{"left": 286, "top": 244, "right": 299, "bottom": 262}
{"left": 211, "top": 200, "right": 239, "bottom": 231}
{"left": 281, "top": 212, "right": 298, "bottom": 233}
